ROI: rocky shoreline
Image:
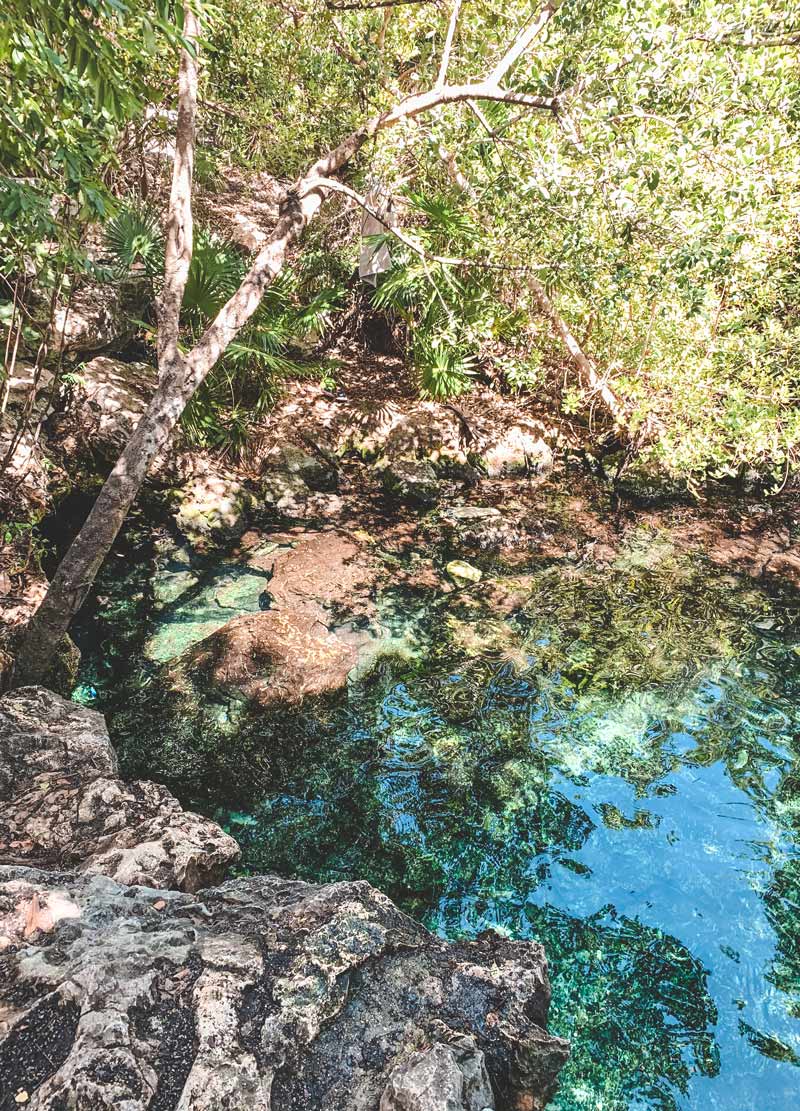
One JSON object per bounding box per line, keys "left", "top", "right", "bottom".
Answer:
{"left": 0, "top": 686, "right": 570, "bottom": 1110}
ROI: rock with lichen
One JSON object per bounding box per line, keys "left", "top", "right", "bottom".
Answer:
{"left": 0, "top": 867, "right": 569, "bottom": 1110}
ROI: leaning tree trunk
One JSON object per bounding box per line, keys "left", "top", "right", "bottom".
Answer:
{"left": 13, "top": 3, "right": 561, "bottom": 685}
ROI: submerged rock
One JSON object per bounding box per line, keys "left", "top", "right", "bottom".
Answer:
{"left": 145, "top": 561, "right": 270, "bottom": 662}
{"left": 446, "top": 559, "right": 483, "bottom": 586}
{"left": 0, "top": 869, "right": 569, "bottom": 1110}
{"left": 0, "top": 687, "right": 239, "bottom": 891}
{"left": 182, "top": 608, "right": 359, "bottom": 706}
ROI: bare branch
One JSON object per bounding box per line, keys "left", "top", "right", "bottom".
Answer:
{"left": 488, "top": 1, "right": 561, "bottom": 85}
{"left": 326, "top": 0, "right": 434, "bottom": 9}
{"left": 436, "top": 0, "right": 463, "bottom": 88}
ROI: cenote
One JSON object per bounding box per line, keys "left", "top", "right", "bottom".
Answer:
{"left": 69, "top": 518, "right": 800, "bottom": 1110}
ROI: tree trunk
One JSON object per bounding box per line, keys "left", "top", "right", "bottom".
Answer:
{"left": 13, "top": 3, "right": 560, "bottom": 685}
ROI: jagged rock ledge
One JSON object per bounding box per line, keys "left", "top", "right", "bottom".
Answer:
{"left": 0, "top": 688, "right": 569, "bottom": 1110}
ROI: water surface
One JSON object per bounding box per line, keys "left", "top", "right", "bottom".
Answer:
{"left": 74, "top": 530, "right": 800, "bottom": 1109}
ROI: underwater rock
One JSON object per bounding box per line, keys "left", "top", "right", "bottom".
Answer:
{"left": 145, "top": 561, "right": 270, "bottom": 663}
{"left": 381, "top": 458, "right": 441, "bottom": 507}
{"left": 446, "top": 559, "right": 483, "bottom": 586}
{"left": 0, "top": 687, "right": 239, "bottom": 891}
{"left": 0, "top": 868, "right": 569, "bottom": 1110}
{"left": 180, "top": 608, "right": 359, "bottom": 706}
{"left": 482, "top": 424, "right": 553, "bottom": 478}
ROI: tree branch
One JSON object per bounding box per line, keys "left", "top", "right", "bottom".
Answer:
{"left": 488, "top": 1, "right": 561, "bottom": 85}
{"left": 156, "top": 6, "right": 199, "bottom": 370}
{"left": 436, "top": 0, "right": 462, "bottom": 88}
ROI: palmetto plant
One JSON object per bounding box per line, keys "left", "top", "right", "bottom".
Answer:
{"left": 104, "top": 203, "right": 338, "bottom": 454}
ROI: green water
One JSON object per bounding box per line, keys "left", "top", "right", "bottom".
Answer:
{"left": 73, "top": 527, "right": 800, "bottom": 1110}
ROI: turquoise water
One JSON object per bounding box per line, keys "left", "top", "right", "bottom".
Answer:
{"left": 74, "top": 536, "right": 800, "bottom": 1110}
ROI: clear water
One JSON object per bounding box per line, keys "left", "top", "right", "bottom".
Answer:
{"left": 73, "top": 531, "right": 800, "bottom": 1110}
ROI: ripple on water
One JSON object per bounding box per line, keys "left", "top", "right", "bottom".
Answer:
{"left": 74, "top": 539, "right": 800, "bottom": 1110}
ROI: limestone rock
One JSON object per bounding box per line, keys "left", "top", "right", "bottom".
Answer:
{"left": 0, "top": 687, "right": 239, "bottom": 892}
{"left": 0, "top": 687, "right": 117, "bottom": 802}
{"left": 181, "top": 608, "right": 359, "bottom": 707}
{"left": 440, "top": 507, "right": 521, "bottom": 552}
{"left": 338, "top": 401, "right": 470, "bottom": 467}
{"left": 58, "top": 355, "right": 157, "bottom": 462}
{"left": 380, "top": 1039, "right": 494, "bottom": 1111}
{"left": 264, "top": 443, "right": 339, "bottom": 493}
{"left": 50, "top": 280, "right": 138, "bottom": 356}
{"left": 0, "top": 869, "right": 569, "bottom": 1110}
{"left": 0, "top": 424, "right": 49, "bottom": 506}
{"left": 382, "top": 458, "right": 440, "bottom": 507}
{"left": 175, "top": 468, "right": 252, "bottom": 550}
{"left": 482, "top": 425, "right": 553, "bottom": 478}
{"left": 446, "top": 559, "right": 483, "bottom": 586}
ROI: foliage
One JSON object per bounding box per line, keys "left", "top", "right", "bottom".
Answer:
{"left": 198, "top": 0, "right": 800, "bottom": 482}
{"left": 4, "top": 0, "right": 800, "bottom": 481}
{"left": 104, "top": 203, "right": 342, "bottom": 452}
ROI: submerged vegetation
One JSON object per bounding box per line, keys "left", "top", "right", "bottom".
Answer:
{"left": 69, "top": 518, "right": 800, "bottom": 1109}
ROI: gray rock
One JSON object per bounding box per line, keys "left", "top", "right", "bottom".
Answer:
{"left": 50, "top": 280, "right": 138, "bottom": 356}
{"left": 380, "top": 1038, "right": 494, "bottom": 1110}
{"left": 0, "top": 687, "right": 117, "bottom": 802}
{"left": 267, "top": 444, "right": 339, "bottom": 493}
{"left": 382, "top": 458, "right": 440, "bottom": 507}
{"left": 0, "top": 869, "right": 569, "bottom": 1110}
{"left": 440, "top": 507, "right": 521, "bottom": 552}
{"left": 0, "top": 687, "right": 239, "bottom": 891}
{"left": 175, "top": 467, "right": 252, "bottom": 550}
{"left": 58, "top": 355, "right": 157, "bottom": 461}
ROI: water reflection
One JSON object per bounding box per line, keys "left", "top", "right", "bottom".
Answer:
{"left": 77, "top": 543, "right": 800, "bottom": 1109}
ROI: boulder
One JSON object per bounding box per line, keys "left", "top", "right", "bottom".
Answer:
{"left": 338, "top": 402, "right": 470, "bottom": 467}
{"left": 50, "top": 280, "right": 138, "bottom": 356}
{"left": 0, "top": 687, "right": 116, "bottom": 802}
{"left": 382, "top": 458, "right": 440, "bottom": 507}
{"left": 264, "top": 444, "right": 339, "bottom": 493}
{"left": 440, "top": 507, "right": 522, "bottom": 552}
{"left": 0, "top": 687, "right": 239, "bottom": 892}
{"left": 57, "top": 355, "right": 157, "bottom": 462}
{"left": 181, "top": 608, "right": 359, "bottom": 707}
{"left": 175, "top": 468, "right": 252, "bottom": 550}
{"left": 0, "top": 868, "right": 569, "bottom": 1110}
{"left": 0, "top": 423, "right": 49, "bottom": 506}
{"left": 380, "top": 1038, "right": 494, "bottom": 1111}
{"left": 482, "top": 425, "right": 553, "bottom": 478}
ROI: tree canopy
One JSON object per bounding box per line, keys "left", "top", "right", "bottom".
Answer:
{"left": 3, "top": 0, "right": 800, "bottom": 485}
